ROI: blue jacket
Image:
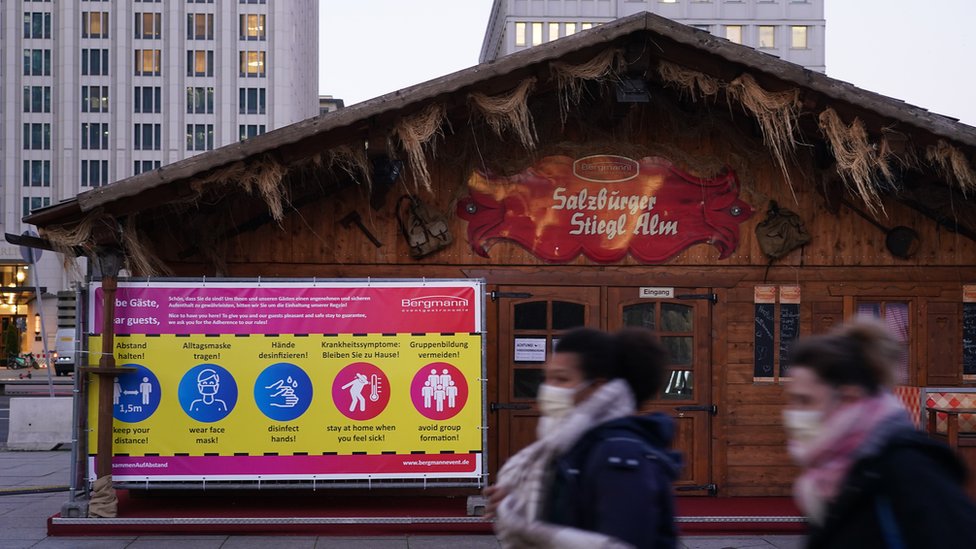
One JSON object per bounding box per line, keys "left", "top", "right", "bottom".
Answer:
{"left": 544, "top": 413, "right": 682, "bottom": 549}
{"left": 806, "top": 427, "right": 976, "bottom": 549}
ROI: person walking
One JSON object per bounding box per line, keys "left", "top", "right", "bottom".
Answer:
{"left": 487, "top": 327, "right": 681, "bottom": 548}
{"left": 783, "top": 319, "right": 976, "bottom": 549}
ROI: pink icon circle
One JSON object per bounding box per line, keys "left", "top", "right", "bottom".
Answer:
{"left": 410, "top": 362, "right": 468, "bottom": 420}
{"left": 332, "top": 362, "right": 390, "bottom": 421}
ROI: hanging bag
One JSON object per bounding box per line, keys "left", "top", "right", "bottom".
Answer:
{"left": 755, "top": 200, "right": 811, "bottom": 259}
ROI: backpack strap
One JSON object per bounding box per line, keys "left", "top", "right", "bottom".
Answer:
{"left": 874, "top": 494, "right": 906, "bottom": 549}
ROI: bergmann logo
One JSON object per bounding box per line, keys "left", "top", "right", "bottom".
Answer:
{"left": 402, "top": 295, "right": 470, "bottom": 313}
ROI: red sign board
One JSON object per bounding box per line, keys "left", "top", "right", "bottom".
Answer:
{"left": 457, "top": 155, "right": 753, "bottom": 263}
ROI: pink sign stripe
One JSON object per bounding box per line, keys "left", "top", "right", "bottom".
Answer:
{"left": 94, "top": 286, "right": 477, "bottom": 335}
{"left": 109, "top": 454, "right": 479, "bottom": 476}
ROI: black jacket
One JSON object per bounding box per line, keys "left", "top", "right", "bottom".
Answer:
{"left": 544, "top": 413, "right": 682, "bottom": 549}
{"left": 806, "top": 428, "right": 976, "bottom": 549}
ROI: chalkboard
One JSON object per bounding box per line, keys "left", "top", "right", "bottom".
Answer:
{"left": 754, "top": 303, "right": 775, "bottom": 381}
{"left": 964, "top": 303, "right": 976, "bottom": 378}
{"left": 779, "top": 303, "right": 800, "bottom": 378}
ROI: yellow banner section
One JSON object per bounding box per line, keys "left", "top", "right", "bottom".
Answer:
{"left": 88, "top": 333, "right": 483, "bottom": 456}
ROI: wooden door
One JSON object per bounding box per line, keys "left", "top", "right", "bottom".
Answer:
{"left": 608, "top": 287, "right": 715, "bottom": 495}
{"left": 494, "top": 285, "right": 602, "bottom": 467}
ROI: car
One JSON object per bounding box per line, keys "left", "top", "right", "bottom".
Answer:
{"left": 54, "top": 328, "right": 75, "bottom": 376}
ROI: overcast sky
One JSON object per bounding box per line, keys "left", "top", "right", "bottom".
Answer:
{"left": 319, "top": 0, "right": 976, "bottom": 126}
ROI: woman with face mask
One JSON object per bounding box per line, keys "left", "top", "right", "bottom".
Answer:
{"left": 487, "top": 327, "right": 681, "bottom": 548}
{"left": 784, "top": 319, "right": 976, "bottom": 549}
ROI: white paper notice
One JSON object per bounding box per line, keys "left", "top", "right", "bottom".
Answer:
{"left": 514, "top": 337, "right": 547, "bottom": 362}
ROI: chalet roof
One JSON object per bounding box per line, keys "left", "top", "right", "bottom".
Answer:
{"left": 25, "top": 11, "right": 976, "bottom": 238}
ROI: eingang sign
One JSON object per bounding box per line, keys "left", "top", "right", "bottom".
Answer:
{"left": 87, "top": 279, "right": 485, "bottom": 484}
{"left": 457, "top": 155, "right": 753, "bottom": 263}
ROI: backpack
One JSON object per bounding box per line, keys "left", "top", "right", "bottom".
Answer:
{"left": 755, "top": 200, "right": 811, "bottom": 259}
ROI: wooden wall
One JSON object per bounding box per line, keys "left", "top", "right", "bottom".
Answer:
{"left": 149, "top": 93, "right": 976, "bottom": 497}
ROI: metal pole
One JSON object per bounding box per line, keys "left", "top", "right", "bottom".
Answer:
{"left": 30, "top": 254, "right": 54, "bottom": 397}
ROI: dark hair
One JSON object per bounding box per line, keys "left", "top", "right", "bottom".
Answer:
{"left": 554, "top": 327, "right": 669, "bottom": 403}
{"left": 787, "top": 318, "right": 901, "bottom": 395}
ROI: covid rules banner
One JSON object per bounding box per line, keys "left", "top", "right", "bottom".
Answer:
{"left": 87, "top": 279, "right": 485, "bottom": 483}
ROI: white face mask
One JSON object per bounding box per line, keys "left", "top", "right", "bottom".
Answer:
{"left": 782, "top": 409, "right": 824, "bottom": 445}
{"left": 536, "top": 382, "right": 589, "bottom": 420}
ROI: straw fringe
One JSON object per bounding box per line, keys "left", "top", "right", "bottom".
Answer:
{"left": 327, "top": 145, "right": 372, "bottom": 189}
{"left": 818, "top": 108, "right": 887, "bottom": 214}
{"left": 551, "top": 49, "right": 622, "bottom": 124}
{"left": 120, "top": 217, "right": 172, "bottom": 277}
{"left": 190, "top": 157, "right": 289, "bottom": 221}
{"left": 39, "top": 214, "right": 98, "bottom": 274}
{"left": 657, "top": 60, "right": 721, "bottom": 102}
{"left": 394, "top": 103, "right": 447, "bottom": 192}
{"left": 927, "top": 140, "right": 976, "bottom": 195}
{"left": 469, "top": 78, "right": 538, "bottom": 150}
{"left": 727, "top": 74, "right": 801, "bottom": 200}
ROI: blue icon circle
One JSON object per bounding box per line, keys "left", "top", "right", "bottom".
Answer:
{"left": 178, "top": 363, "right": 237, "bottom": 423}
{"left": 112, "top": 364, "right": 161, "bottom": 423}
{"left": 254, "top": 362, "right": 313, "bottom": 421}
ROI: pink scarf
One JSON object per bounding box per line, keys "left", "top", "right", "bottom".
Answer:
{"left": 790, "top": 393, "right": 911, "bottom": 525}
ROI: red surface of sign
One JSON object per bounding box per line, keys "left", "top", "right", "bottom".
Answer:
{"left": 457, "top": 155, "right": 753, "bottom": 263}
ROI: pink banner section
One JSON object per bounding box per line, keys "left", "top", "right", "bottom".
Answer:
{"left": 93, "top": 284, "right": 478, "bottom": 335}
{"left": 107, "top": 453, "right": 480, "bottom": 479}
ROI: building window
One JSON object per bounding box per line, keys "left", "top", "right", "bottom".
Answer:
{"left": 660, "top": 0, "right": 678, "bottom": 3}
{"left": 134, "top": 49, "right": 162, "bottom": 76}
{"left": 566, "top": 23, "right": 577, "bottom": 36}
{"left": 186, "top": 124, "right": 214, "bottom": 151}
{"left": 23, "top": 48, "right": 52, "bottom": 76}
{"left": 692, "top": 24, "right": 711, "bottom": 32}
{"left": 82, "top": 12, "right": 109, "bottom": 38}
{"left": 188, "top": 0, "right": 214, "bottom": 3}
{"left": 581, "top": 23, "right": 594, "bottom": 30}
{"left": 239, "top": 14, "right": 266, "bottom": 41}
{"left": 187, "top": 13, "right": 215, "bottom": 40}
{"left": 548, "top": 23, "right": 559, "bottom": 42}
{"left": 240, "top": 0, "right": 266, "bottom": 4}
{"left": 856, "top": 301, "right": 910, "bottom": 384}
{"left": 238, "top": 87, "right": 266, "bottom": 114}
{"left": 81, "top": 48, "right": 109, "bottom": 76}
{"left": 135, "top": 12, "right": 162, "bottom": 39}
{"left": 791, "top": 26, "right": 808, "bottom": 49}
{"left": 239, "top": 51, "right": 266, "bottom": 77}
{"left": 725, "top": 25, "right": 743, "bottom": 44}
{"left": 22, "top": 86, "right": 51, "bottom": 113}
{"left": 514, "top": 22, "right": 526, "bottom": 47}
{"left": 22, "top": 160, "right": 51, "bottom": 187}
{"left": 81, "top": 122, "right": 109, "bottom": 150}
{"left": 133, "top": 160, "right": 161, "bottom": 175}
{"left": 531, "top": 22, "right": 543, "bottom": 46}
{"left": 23, "top": 123, "right": 51, "bottom": 150}
{"left": 186, "top": 86, "right": 215, "bottom": 114}
{"left": 134, "top": 86, "right": 162, "bottom": 113}
{"left": 187, "top": 50, "right": 214, "bottom": 76}
{"left": 81, "top": 159, "right": 109, "bottom": 187}
{"left": 239, "top": 124, "right": 265, "bottom": 141}
{"left": 758, "top": 26, "right": 776, "bottom": 48}
{"left": 23, "top": 12, "right": 52, "bottom": 39}
{"left": 22, "top": 197, "right": 51, "bottom": 218}
{"left": 134, "top": 123, "right": 162, "bottom": 151}
{"left": 81, "top": 85, "right": 109, "bottom": 113}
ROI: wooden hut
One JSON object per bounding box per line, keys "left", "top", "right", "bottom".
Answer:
{"left": 26, "top": 12, "right": 976, "bottom": 498}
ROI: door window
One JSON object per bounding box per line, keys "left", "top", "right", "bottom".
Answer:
{"left": 511, "top": 299, "right": 587, "bottom": 399}
{"left": 622, "top": 302, "right": 695, "bottom": 399}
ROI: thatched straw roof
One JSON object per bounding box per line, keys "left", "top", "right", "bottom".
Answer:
{"left": 25, "top": 12, "right": 976, "bottom": 251}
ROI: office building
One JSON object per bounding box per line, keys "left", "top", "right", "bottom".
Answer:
{"left": 481, "top": 0, "right": 825, "bottom": 72}
{"left": 1, "top": 0, "right": 319, "bottom": 356}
